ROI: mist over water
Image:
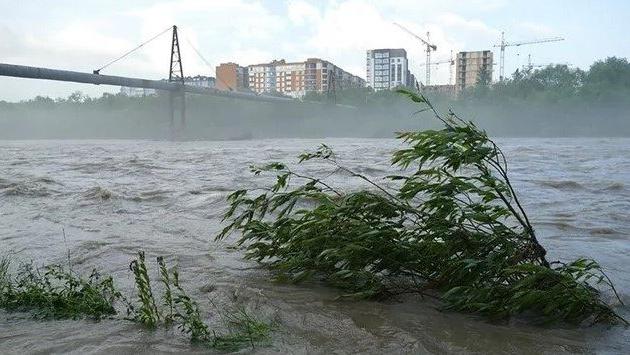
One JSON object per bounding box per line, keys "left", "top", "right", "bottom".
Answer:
{"left": 1, "top": 89, "right": 630, "bottom": 140}
{"left": 1, "top": 138, "right": 629, "bottom": 353}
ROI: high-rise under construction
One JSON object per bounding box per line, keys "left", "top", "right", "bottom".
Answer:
{"left": 455, "top": 51, "right": 493, "bottom": 91}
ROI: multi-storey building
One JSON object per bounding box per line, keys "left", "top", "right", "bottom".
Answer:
{"left": 184, "top": 75, "right": 215, "bottom": 88}
{"left": 455, "top": 50, "right": 493, "bottom": 91}
{"left": 120, "top": 75, "right": 214, "bottom": 96}
{"left": 215, "top": 62, "right": 249, "bottom": 91}
{"left": 422, "top": 84, "right": 457, "bottom": 97}
{"left": 275, "top": 60, "right": 306, "bottom": 97}
{"left": 406, "top": 72, "right": 417, "bottom": 89}
{"left": 247, "top": 58, "right": 364, "bottom": 98}
{"left": 366, "top": 48, "right": 413, "bottom": 91}
{"left": 304, "top": 58, "right": 332, "bottom": 95}
{"left": 119, "top": 87, "right": 157, "bottom": 97}
{"left": 248, "top": 59, "right": 282, "bottom": 95}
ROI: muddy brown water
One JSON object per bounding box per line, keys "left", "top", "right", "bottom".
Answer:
{"left": 1, "top": 138, "right": 629, "bottom": 354}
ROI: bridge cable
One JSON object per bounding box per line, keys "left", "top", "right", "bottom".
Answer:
{"left": 182, "top": 33, "right": 234, "bottom": 92}
{"left": 93, "top": 25, "right": 173, "bottom": 74}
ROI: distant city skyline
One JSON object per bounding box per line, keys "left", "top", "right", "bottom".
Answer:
{"left": 0, "top": 0, "right": 628, "bottom": 101}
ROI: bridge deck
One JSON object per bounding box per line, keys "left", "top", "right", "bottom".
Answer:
{"left": 0, "top": 63, "right": 293, "bottom": 103}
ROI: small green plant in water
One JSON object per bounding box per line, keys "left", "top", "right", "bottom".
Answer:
{"left": 211, "top": 305, "right": 273, "bottom": 351}
{"left": 1, "top": 252, "right": 273, "bottom": 351}
{"left": 128, "top": 252, "right": 271, "bottom": 350}
{"left": 129, "top": 251, "right": 161, "bottom": 328}
{"left": 171, "top": 269, "right": 211, "bottom": 342}
{"left": 217, "top": 89, "right": 627, "bottom": 325}
{"left": 0, "top": 257, "right": 119, "bottom": 320}
{"left": 157, "top": 256, "right": 175, "bottom": 326}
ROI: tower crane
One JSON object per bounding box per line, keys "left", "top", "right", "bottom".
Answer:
{"left": 494, "top": 31, "right": 564, "bottom": 81}
{"left": 418, "top": 50, "right": 455, "bottom": 85}
{"left": 523, "top": 54, "right": 571, "bottom": 71}
{"left": 393, "top": 22, "right": 437, "bottom": 85}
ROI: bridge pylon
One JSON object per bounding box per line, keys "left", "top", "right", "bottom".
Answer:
{"left": 168, "top": 25, "right": 186, "bottom": 138}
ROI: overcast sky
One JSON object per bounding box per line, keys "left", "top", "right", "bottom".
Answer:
{"left": 0, "top": 0, "right": 628, "bottom": 101}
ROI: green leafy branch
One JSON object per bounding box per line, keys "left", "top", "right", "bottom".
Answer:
{"left": 217, "top": 89, "right": 627, "bottom": 325}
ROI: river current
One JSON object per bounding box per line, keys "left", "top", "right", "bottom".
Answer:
{"left": 1, "top": 138, "right": 629, "bottom": 354}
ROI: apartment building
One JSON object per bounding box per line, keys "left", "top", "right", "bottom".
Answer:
{"left": 366, "top": 48, "right": 414, "bottom": 91}
{"left": 120, "top": 75, "right": 214, "bottom": 96}
{"left": 215, "top": 62, "right": 249, "bottom": 91}
{"left": 119, "top": 87, "right": 157, "bottom": 97}
{"left": 184, "top": 75, "right": 215, "bottom": 88}
{"left": 455, "top": 50, "right": 493, "bottom": 91}
{"left": 248, "top": 59, "right": 282, "bottom": 95}
{"left": 247, "top": 58, "right": 364, "bottom": 98}
{"left": 406, "top": 72, "right": 417, "bottom": 89}
{"left": 275, "top": 61, "right": 306, "bottom": 97}
{"left": 422, "top": 84, "right": 457, "bottom": 97}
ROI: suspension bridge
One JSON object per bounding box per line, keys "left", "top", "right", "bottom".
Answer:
{"left": 0, "top": 25, "right": 298, "bottom": 134}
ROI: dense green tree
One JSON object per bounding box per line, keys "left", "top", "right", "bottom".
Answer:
{"left": 581, "top": 57, "right": 630, "bottom": 102}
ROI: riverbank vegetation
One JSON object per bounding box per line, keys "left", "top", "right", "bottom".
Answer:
{"left": 0, "top": 252, "right": 272, "bottom": 351}
{"left": 217, "top": 89, "right": 627, "bottom": 325}
{"left": 304, "top": 57, "right": 630, "bottom": 107}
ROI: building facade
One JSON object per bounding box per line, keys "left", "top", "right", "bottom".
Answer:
{"left": 406, "top": 72, "right": 417, "bottom": 89}
{"left": 275, "top": 60, "right": 306, "bottom": 97}
{"left": 120, "top": 75, "right": 215, "bottom": 96}
{"left": 215, "top": 62, "right": 249, "bottom": 91}
{"left": 248, "top": 59, "right": 282, "bottom": 95}
{"left": 119, "top": 87, "right": 157, "bottom": 97}
{"left": 455, "top": 50, "right": 493, "bottom": 91}
{"left": 184, "top": 75, "right": 215, "bottom": 88}
{"left": 421, "top": 84, "right": 457, "bottom": 97}
{"left": 366, "top": 48, "right": 414, "bottom": 91}
{"left": 247, "top": 58, "right": 364, "bottom": 98}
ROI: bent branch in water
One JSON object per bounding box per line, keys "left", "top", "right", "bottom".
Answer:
{"left": 218, "top": 90, "right": 627, "bottom": 326}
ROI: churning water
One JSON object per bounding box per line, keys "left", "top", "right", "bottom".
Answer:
{"left": 1, "top": 138, "right": 629, "bottom": 354}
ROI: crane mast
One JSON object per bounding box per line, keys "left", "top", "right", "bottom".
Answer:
{"left": 417, "top": 50, "right": 455, "bottom": 85}
{"left": 523, "top": 54, "right": 571, "bottom": 71}
{"left": 393, "top": 22, "right": 437, "bottom": 85}
{"left": 494, "top": 31, "right": 564, "bottom": 81}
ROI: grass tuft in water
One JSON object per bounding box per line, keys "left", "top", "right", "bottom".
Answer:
{"left": 0, "top": 257, "right": 119, "bottom": 320}
{"left": 129, "top": 251, "right": 161, "bottom": 328}
{"left": 127, "top": 252, "right": 271, "bottom": 350}
{"left": 210, "top": 306, "right": 273, "bottom": 351}
{"left": 157, "top": 256, "right": 175, "bottom": 326}
{"left": 1, "top": 252, "right": 273, "bottom": 352}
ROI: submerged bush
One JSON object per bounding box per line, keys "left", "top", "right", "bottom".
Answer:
{"left": 217, "top": 89, "right": 627, "bottom": 325}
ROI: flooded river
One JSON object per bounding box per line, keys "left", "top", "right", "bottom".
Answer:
{"left": 1, "top": 138, "right": 629, "bottom": 354}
